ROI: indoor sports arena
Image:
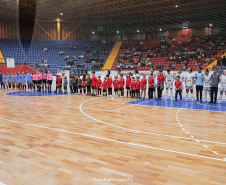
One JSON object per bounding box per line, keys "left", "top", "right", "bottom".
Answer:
{"left": 0, "top": 0, "right": 226, "bottom": 184}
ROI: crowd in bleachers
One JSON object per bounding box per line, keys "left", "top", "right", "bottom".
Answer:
{"left": 0, "top": 39, "right": 114, "bottom": 75}
{"left": 112, "top": 35, "right": 226, "bottom": 71}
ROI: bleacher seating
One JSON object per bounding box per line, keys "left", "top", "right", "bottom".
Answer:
{"left": 112, "top": 37, "right": 222, "bottom": 71}
{"left": 0, "top": 39, "right": 114, "bottom": 75}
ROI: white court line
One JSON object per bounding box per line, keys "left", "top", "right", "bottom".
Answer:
{"left": 79, "top": 99, "right": 226, "bottom": 145}
{"left": 0, "top": 117, "right": 226, "bottom": 162}
{"left": 0, "top": 182, "right": 6, "bottom": 185}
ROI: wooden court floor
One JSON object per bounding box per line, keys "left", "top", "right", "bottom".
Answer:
{"left": 0, "top": 90, "right": 226, "bottom": 185}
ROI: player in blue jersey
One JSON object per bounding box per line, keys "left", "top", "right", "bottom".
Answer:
{"left": 11, "top": 72, "right": 15, "bottom": 90}
{"left": 21, "top": 71, "right": 26, "bottom": 90}
{"left": 2, "top": 73, "right": 7, "bottom": 89}
{"left": 7, "top": 72, "right": 11, "bottom": 89}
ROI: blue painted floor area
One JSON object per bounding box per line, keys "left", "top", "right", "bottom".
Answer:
{"left": 125, "top": 96, "right": 226, "bottom": 112}
{"left": 5, "top": 91, "right": 69, "bottom": 97}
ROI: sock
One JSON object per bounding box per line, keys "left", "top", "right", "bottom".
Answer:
{"left": 127, "top": 91, "right": 128, "bottom": 97}
{"left": 170, "top": 90, "right": 173, "bottom": 99}
{"left": 204, "top": 91, "right": 207, "bottom": 101}
{"left": 166, "top": 90, "right": 168, "bottom": 98}
{"left": 186, "top": 93, "right": 188, "bottom": 99}
{"left": 208, "top": 91, "right": 211, "bottom": 99}
{"left": 191, "top": 93, "right": 193, "bottom": 100}
{"left": 80, "top": 90, "right": 82, "bottom": 94}
{"left": 154, "top": 91, "right": 156, "bottom": 98}
{"left": 84, "top": 89, "right": 86, "bottom": 94}
{"left": 50, "top": 86, "right": 51, "bottom": 91}
{"left": 220, "top": 95, "right": 222, "bottom": 101}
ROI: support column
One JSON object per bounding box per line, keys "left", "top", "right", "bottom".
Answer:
{"left": 57, "top": 21, "right": 61, "bottom": 40}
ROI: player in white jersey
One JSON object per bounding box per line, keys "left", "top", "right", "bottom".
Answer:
{"left": 202, "top": 69, "right": 211, "bottom": 103}
{"left": 150, "top": 68, "right": 157, "bottom": 99}
{"left": 174, "top": 69, "right": 185, "bottom": 93}
{"left": 185, "top": 68, "right": 194, "bottom": 102}
{"left": 219, "top": 69, "right": 226, "bottom": 104}
{"left": 164, "top": 69, "right": 174, "bottom": 100}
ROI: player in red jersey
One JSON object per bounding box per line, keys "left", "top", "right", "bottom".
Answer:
{"left": 56, "top": 75, "right": 62, "bottom": 94}
{"left": 97, "top": 76, "right": 102, "bottom": 97}
{"left": 102, "top": 77, "right": 107, "bottom": 96}
{"left": 174, "top": 75, "right": 182, "bottom": 101}
{"left": 113, "top": 76, "right": 119, "bottom": 97}
{"left": 130, "top": 77, "right": 136, "bottom": 98}
{"left": 148, "top": 74, "right": 155, "bottom": 99}
{"left": 119, "top": 74, "right": 125, "bottom": 97}
{"left": 157, "top": 69, "right": 165, "bottom": 100}
{"left": 126, "top": 74, "right": 131, "bottom": 98}
{"left": 91, "top": 71, "right": 97, "bottom": 96}
{"left": 135, "top": 76, "right": 141, "bottom": 99}
{"left": 106, "top": 75, "right": 113, "bottom": 97}
{"left": 140, "top": 73, "right": 147, "bottom": 99}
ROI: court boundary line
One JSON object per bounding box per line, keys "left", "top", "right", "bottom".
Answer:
{"left": 1, "top": 96, "right": 225, "bottom": 145}
{"left": 0, "top": 117, "right": 226, "bottom": 162}
{"left": 79, "top": 98, "right": 226, "bottom": 145}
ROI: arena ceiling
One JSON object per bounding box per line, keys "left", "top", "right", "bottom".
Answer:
{"left": 0, "top": 0, "right": 225, "bottom": 32}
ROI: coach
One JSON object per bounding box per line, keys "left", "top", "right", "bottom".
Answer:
{"left": 209, "top": 67, "right": 220, "bottom": 104}
{"left": 195, "top": 67, "right": 204, "bottom": 102}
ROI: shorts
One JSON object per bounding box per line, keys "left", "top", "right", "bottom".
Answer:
{"left": 219, "top": 88, "right": 226, "bottom": 92}
{"left": 48, "top": 80, "right": 52, "bottom": 85}
{"left": 103, "top": 89, "right": 107, "bottom": 92}
{"left": 38, "top": 80, "right": 42, "bottom": 85}
{"left": 64, "top": 86, "right": 67, "bottom": 90}
{"left": 126, "top": 87, "right": 130, "bottom": 90}
{"left": 141, "top": 89, "right": 146, "bottom": 93}
{"left": 114, "top": 88, "right": 118, "bottom": 92}
{"left": 166, "top": 83, "right": 173, "bottom": 89}
{"left": 33, "top": 81, "right": 37, "bottom": 84}
{"left": 82, "top": 85, "right": 86, "bottom": 88}
{"left": 120, "top": 88, "right": 124, "bottom": 92}
{"left": 78, "top": 85, "right": 81, "bottom": 89}
{"left": 186, "top": 86, "right": 193, "bottom": 90}
{"left": 42, "top": 79, "right": 47, "bottom": 84}
{"left": 92, "top": 86, "right": 96, "bottom": 89}
{"left": 82, "top": 82, "right": 86, "bottom": 86}
{"left": 21, "top": 80, "right": 25, "bottom": 83}
{"left": 29, "top": 80, "right": 33, "bottom": 83}
{"left": 58, "top": 85, "right": 62, "bottom": 88}
{"left": 204, "top": 87, "right": 211, "bottom": 91}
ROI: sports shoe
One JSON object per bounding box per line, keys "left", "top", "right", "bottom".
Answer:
{"left": 185, "top": 99, "right": 187, "bottom": 102}
{"left": 165, "top": 98, "right": 167, "bottom": 101}
{"left": 191, "top": 99, "right": 193, "bottom": 102}
{"left": 218, "top": 101, "right": 221, "bottom": 104}
{"left": 203, "top": 100, "right": 207, "bottom": 103}
{"left": 180, "top": 100, "right": 182, "bottom": 102}
{"left": 171, "top": 98, "right": 173, "bottom": 101}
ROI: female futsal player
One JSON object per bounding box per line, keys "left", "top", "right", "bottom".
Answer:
{"left": 219, "top": 69, "right": 226, "bottom": 104}
{"left": 47, "top": 71, "right": 53, "bottom": 93}
{"left": 185, "top": 68, "right": 194, "bottom": 102}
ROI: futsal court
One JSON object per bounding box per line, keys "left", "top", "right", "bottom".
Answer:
{"left": 0, "top": 88, "right": 226, "bottom": 185}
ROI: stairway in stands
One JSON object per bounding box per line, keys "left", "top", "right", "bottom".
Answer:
{"left": 0, "top": 49, "right": 5, "bottom": 63}
{"left": 102, "top": 41, "right": 122, "bottom": 71}
{"left": 204, "top": 51, "right": 226, "bottom": 70}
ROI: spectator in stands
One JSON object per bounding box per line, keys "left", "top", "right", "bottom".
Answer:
{"left": 117, "top": 64, "right": 120, "bottom": 69}
{"left": 169, "top": 63, "right": 172, "bottom": 69}
{"left": 172, "top": 64, "right": 176, "bottom": 69}
{"left": 59, "top": 51, "right": 64, "bottom": 55}
{"left": 182, "top": 65, "right": 186, "bottom": 71}
{"left": 222, "top": 56, "right": 226, "bottom": 66}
